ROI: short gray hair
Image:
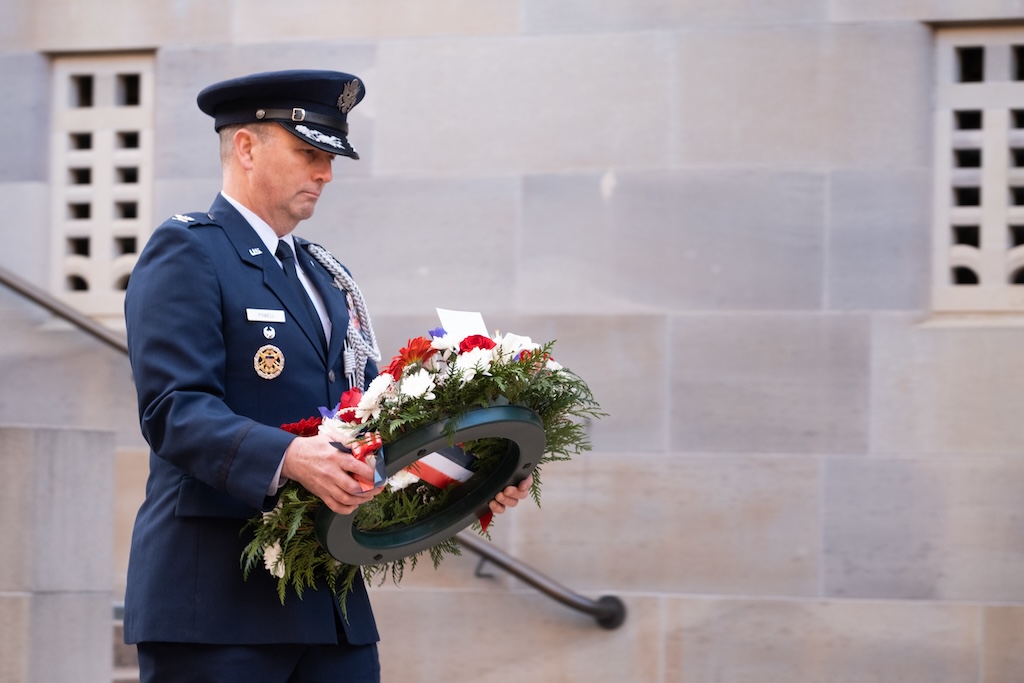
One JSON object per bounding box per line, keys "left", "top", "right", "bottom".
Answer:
{"left": 218, "top": 122, "right": 274, "bottom": 164}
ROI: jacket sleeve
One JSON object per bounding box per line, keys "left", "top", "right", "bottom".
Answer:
{"left": 125, "top": 220, "right": 293, "bottom": 510}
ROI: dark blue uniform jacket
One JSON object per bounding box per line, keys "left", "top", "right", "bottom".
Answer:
{"left": 123, "top": 193, "right": 378, "bottom": 646}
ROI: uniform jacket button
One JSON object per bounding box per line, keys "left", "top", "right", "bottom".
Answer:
{"left": 328, "top": 370, "right": 336, "bottom": 382}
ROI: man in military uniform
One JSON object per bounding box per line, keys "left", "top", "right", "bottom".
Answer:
{"left": 123, "top": 70, "right": 531, "bottom": 682}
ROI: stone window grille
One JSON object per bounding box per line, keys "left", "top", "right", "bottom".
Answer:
{"left": 932, "top": 26, "right": 1024, "bottom": 312}
{"left": 49, "top": 54, "right": 154, "bottom": 322}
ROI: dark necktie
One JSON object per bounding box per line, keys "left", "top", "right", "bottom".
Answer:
{"left": 276, "top": 240, "right": 328, "bottom": 353}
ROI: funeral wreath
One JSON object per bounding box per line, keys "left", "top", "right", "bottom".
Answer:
{"left": 242, "top": 327, "right": 603, "bottom": 606}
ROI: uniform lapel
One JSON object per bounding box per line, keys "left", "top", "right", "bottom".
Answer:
{"left": 295, "top": 238, "right": 350, "bottom": 371}
{"left": 212, "top": 196, "right": 328, "bottom": 363}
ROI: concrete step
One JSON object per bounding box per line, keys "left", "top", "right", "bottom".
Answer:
{"left": 113, "top": 620, "right": 139, "bottom": 683}
{"left": 113, "top": 666, "right": 141, "bottom": 683}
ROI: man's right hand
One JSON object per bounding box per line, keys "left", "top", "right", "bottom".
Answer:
{"left": 281, "top": 435, "right": 383, "bottom": 514}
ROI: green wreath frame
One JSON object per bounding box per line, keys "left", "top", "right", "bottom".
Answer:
{"left": 314, "top": 404, "right": 546, "bottom": 565}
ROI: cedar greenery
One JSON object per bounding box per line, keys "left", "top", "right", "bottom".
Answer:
{"left": 242, "top": 336, "right": 603, "bottom": 609}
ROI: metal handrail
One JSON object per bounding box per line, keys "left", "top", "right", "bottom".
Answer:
{"left": 455, "top": 531, "right": 626, "bottom": 629}
{"left": 1, "top": 262, "right": 626, "bottom": 629}
{"left": 0, "top": 264, "right": 128, "bottom": 354}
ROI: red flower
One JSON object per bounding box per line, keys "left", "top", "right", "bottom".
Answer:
{"left": 349, "top": 432, "right": 383, "bottom": 462}
{"left": 383, "top": 358, "right": 405, "bottom": 379}
{"left": 385, "top": 337, "right": 436, "bottom": 378}
{"left": 478, "top": 509, "right": 493, "bottom": 533}
{"left": 518, "top": 349, "right": 552, "bottom": 367}
{"left": 280, "top": 415, "right": 322, "bottom": 437}
{"left": 459, "top": 334, "right": 496, "bottom": 354}
{"left": 337, "top": 388, "right": 363, "bottom": 423}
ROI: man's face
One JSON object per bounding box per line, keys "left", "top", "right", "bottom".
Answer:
{"left": 247, "top": 124, "right": 336, "bottom": 235}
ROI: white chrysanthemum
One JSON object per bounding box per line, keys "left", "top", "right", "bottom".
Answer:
{"left": 262, "top": 498, "right": 283, "bottom": 522}
{"left": 545, "top": 358, "right": 563, "bottom": 371}
{"left": 387, "top": 469, "right": 421, "bottom": 491}
{"left": 417, "top": 348, "right": 443, "bottom": 373}
{"left": 356, "top": 373, "right": 395, "bottom": 421}
{"left": 399, "top": 367, "right": 436, "bottom": 400}
{"left": 263, "top": 540, "right": 286, "bottom": 579}
{"left": 432, "top": 363, "right": 452, "bottom": 386}
{"left": 496, "top": 333, "right": 539, "bottom": 360}
{"left": 454, "top": 346, "right": 494, "bottom": 384}
{"left": 318, "top": 417, "right": 361, "bottom": 446}
{"left": 430, "top": 333, "right": 459, "bottom": 360}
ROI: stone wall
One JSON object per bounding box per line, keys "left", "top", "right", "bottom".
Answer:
{"left": 2, "top": 1, "right": 1024, "bottom": 681}
{"left": 0, "top": 427, "right": 113, "bottom": 683}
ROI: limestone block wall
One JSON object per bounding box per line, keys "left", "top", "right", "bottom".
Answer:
{"left": 2, "top": 0, "right": 1024, "bottom": 681}
{"left": 0, "top": 427, "right": 113, "bottom": 683}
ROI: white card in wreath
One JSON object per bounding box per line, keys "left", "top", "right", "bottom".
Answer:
{"left": 436, "top": 308, "right": 489, "bottom": 341}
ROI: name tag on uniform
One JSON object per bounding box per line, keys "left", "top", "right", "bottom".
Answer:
{"left": 246, "top": 308, "right": 286, "bottom": 323}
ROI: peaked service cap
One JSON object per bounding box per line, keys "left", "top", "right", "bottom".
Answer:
{"left": 197, "top": 69, "right": 365, "bottom": 159}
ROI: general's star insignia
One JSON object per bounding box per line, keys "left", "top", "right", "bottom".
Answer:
{"left": 172, "top": 214, "right": 195, "bottom": 223}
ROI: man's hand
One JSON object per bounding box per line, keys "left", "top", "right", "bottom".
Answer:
{"left": 281, "top": 434, "right": 382, "bottom": 514}
{"left": 488, "top": 474, "right": 533, "bottom": 515}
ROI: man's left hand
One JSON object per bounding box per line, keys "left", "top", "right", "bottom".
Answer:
{"left": 488, "top": 474, "right": 533, "bottom": 515}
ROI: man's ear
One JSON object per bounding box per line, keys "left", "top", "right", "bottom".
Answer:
{"left": 234, "top": 127, "right": 257, "bottom": 169}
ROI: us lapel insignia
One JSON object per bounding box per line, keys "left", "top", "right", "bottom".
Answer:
{"left": 249, "top": 247, "right": 263, "bottom": 256}
{"left": 254, "top": 344, "right": 285, "bottom": 379}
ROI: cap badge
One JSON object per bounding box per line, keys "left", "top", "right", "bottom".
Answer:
{"left": 336, "top": 79, "right": 361, "bottom": 114}
{"left": 254, "top": 344, "right": 284, "bottom": 379}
